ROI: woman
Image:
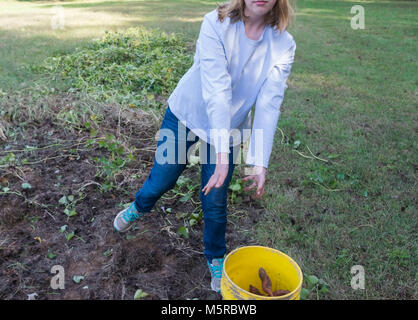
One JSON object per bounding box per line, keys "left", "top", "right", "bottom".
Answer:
{"left": 113, "top": 0, "right": 296, "bottom": 293}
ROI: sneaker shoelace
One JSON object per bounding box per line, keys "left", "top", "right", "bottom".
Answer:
{"left": 122, "top": 203, "right": 140, "bottom": 223}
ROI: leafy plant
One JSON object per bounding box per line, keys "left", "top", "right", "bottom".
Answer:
{"left": 229, "top": 178, "right": 244, "bottom": 204}
{"left": 21, "top": 182, "right": 32, "bottom": 190}
{"left": 47, "top": 251, "right": 56, "bottom": 260}
{"left": 103, "top": 249, "right": 113, "bottom": 257}
{"left": 89, "top": 133, "right": 135, "bottom": 192}
{"left": 0, "top": 152, "right": 16, "bottom": 166}
{"left": 164, "top": 174, "right": 200, "bottom": 205}
{"left": 300, "top": 274, "right": 329, "bottom": 300}
{"left": 73, "top": 275, "right": 85, "bottom": 283}
{"left": 66, "top": 231, "right": 75, "bottom": 241}
{"left": 134, "top": 289, "right": 149, "bottom": 300}
{"left": 188, "top": 211, "right": 202, "bottom": 227}
{"left": 177, "top": 225, "right": 189, "bottom": 239}
{"left": 58, "top": 192, "right": 85, "bottom": 218}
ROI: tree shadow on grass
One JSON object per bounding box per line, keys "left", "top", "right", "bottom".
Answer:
{"left": 35, "top": 0, "right": 217, "bottom": 38}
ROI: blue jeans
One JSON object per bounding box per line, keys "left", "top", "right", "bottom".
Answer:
{"left": 134, "top": 105, "right": 239, "bottom": 263}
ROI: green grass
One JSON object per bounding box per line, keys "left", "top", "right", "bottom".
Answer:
{"left": 1, "top": 0, "right": 417, "bottom": 299}
{"left": 254, "top": 0, "right": 417, "bottom": 299}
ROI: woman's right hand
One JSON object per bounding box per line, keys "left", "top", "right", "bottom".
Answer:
{"left": 201, "top": 152, "right": 229, "bottom": 196}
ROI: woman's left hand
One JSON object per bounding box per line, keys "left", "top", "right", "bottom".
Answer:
{"left": 242, "top": 166, "right": 267, "bottom": 199}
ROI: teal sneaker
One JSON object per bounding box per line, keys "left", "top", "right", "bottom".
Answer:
{"left": 113, "top": 202, "right": 143, "bottom": 232}
{"left": 207, "top": 257, "right": 225, "bottom": 293}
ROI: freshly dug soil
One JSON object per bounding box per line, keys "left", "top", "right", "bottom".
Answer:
{"left": 0, "top": 93, "right": 263, "bottom": 300}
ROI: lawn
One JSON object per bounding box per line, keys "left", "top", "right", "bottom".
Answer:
{"left": 0, "top": 0, "right": 416, "bottom": 299}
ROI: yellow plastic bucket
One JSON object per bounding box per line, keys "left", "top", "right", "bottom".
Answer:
{"left": 220, "top": 246, "right": 303, "bottom": 300}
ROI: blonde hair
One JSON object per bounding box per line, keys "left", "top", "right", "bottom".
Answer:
{"left": 217, "top": 0, "right": 295, "bottom": 33}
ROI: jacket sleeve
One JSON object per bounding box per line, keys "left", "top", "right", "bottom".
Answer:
{"left": 246, "top": 40, "right": 296, "bottom": 168}
{"left": 196, "top": 14, "right": 232, "bottom": 154}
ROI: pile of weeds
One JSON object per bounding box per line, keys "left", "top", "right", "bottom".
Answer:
{"left": 31, "top": 27, "right": 194, "bottom": 112}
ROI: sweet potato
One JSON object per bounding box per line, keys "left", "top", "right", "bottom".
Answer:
{"left": 249, "top": 284, "right": 265, "bottom": 296}
{"left": 258, "top": 267, "right": 273, "bottom": 296}
{"left": 250, "top": 268, "right": 290, "bottom": 298}
{"left": 273, "top": 290, "right": 290, "bottom": 296}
